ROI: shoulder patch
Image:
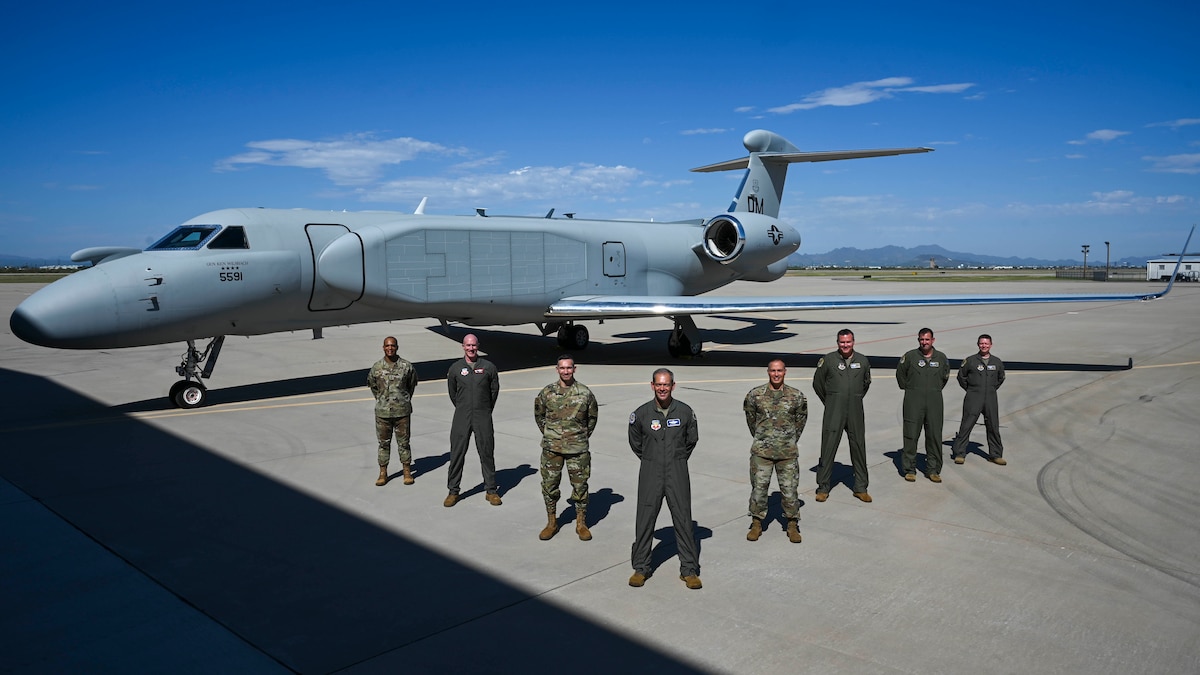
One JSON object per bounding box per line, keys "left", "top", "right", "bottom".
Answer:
{"left": 629, "top": 412, "right": 636, "bottom": 425}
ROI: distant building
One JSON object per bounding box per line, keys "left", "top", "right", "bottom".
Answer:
{"left": 1146, "top": 258, "right": 1200, "bottom": 281}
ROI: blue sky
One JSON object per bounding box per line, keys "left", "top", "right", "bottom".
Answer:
{"left": 2, "top": 1, "right": 1197, "bottom": 260}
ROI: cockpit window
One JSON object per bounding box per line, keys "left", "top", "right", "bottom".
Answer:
{"left": 207, "top": 226, "right": 249, "bottom": 249}
{"left": 147, "top": 225, "right": 219, "bottom": 250}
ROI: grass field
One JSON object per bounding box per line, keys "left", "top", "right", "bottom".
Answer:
{"left": 0, "top": 273, "right": 72, "bottom": 283}
{"left": 785, "top": 268, "right": 1062, "bottom": 282}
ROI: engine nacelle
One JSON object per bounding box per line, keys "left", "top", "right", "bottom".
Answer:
{"left": 701, "top": 213, "right": 800, "bottom": 274}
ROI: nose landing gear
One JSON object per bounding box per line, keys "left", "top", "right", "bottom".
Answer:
{"left": 168, "top": 336, "right": 225, "bottom": 408}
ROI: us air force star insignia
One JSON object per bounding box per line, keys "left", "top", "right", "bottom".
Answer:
{"left": 651, "top": 419, "right": 661, "bottom": 431}
{"left": 629, "top": 413, "right": 636, "bottom": 425}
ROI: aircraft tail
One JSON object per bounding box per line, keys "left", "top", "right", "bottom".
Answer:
{"left": 691, "top": 130, "right": 933, "bottom": 218}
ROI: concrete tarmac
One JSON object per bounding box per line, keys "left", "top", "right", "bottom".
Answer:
{"left": 2, "top": 276, "right": 1198, "bottom": 674}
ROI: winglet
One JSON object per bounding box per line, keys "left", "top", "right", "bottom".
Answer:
{"left": 1144, "top": 225, "right": 1195, "bottom": 300}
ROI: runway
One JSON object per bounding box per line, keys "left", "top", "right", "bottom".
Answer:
{"left": 3, "top": 276, "right": 1198, "bottom": 674}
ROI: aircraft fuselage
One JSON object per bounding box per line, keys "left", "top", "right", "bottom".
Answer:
{"left": 11, "top": 207, "right": 798, "bottom": 349}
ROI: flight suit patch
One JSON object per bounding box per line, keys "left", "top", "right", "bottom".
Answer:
{"left": 667, "top": 418, "right": 681, "bottom": 427}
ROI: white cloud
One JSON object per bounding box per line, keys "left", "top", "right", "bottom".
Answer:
{"left": 766, "top": 77, "right": 975, "bottom": 114}
{"left": 1086, "top": 129, "right": 1130, "bottom": 142}
{"left": 1143, "top": 153, "right": 1200, "bottom": 174}
{"left": 361, "top": 163, "right": 642, "bottom": 205}
{"left": 680, "top": 128, "right": 728, "bottom": 135}
{"left": 215, "top": 133, "right": 460, "bottom": 185}
{"left": 733, "top": 106, "right": 755, "bottom": 114}
{"left": 1146, "top": 118, "right": 1200, "bottom": 129}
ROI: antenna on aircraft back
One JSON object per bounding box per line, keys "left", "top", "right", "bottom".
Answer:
{"left": 476, "top": 208, "right": 488, "bottom": 217}
{"left": 414, "top": 197, "right": 428, "bottom": 215}
{"left": 545, "top": 208, "right": 555, "bottom": 218}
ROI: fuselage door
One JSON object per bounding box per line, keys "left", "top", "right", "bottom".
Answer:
{"left": 306, "top": 224, "right": 361, "bottom": 311}
{"left": 602, "top": 241, "right": 626, "bottom": 278}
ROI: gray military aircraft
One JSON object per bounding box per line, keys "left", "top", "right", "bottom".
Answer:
{"left": 10, "top": 130, "right": 1191, "bottom": 408}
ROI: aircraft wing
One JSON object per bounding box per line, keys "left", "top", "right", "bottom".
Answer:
{"left": 549, "top": 227, "right": 1193, "bottom": 320}
{"left": 546, "top": 285, "right": 1176, "bottom": 320}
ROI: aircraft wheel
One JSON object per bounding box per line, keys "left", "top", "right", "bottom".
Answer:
{"left": 667, "top": 331, "right": 702, "bottom": 358}
{"left": 173, "top": 381, "right": 207, "bottom": 409}
{"left": 168, "top": 380, "right": 188, "bottom": 407}
{"left": 567, "top": 325, "right": 589, "bottom": 350}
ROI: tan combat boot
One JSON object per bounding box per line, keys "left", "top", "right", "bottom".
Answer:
{"left": 402, "top": 463, "right": 414, "bottom": 485}
{"left": 787, "top": 518, "right": 802, "bottom": 543}
{"left": 746, "top": 517, "right": 763, "bottom": 541}
{"left": 575, "top": 510, "right": 592, "bottom": 541}
{"left": 539, "top": 509, "right": 558, "bottom": 541}
{"left": 375, "top": 465, "right": 388, "bottom": 486}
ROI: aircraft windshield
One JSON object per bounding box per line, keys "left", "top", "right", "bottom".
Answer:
{"left": 147, "top": 225, "right": 219, "bottom": 250}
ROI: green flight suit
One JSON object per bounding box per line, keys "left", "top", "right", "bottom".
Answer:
{"left": 896, "top": 347, "right": 950, "bottom": 475}
{"left": 813, "top": 350, "right": 871, "bottom": 494}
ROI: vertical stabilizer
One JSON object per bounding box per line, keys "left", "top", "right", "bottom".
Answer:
{"left": 727, "top": 131, "right": 799, "bottom": 218}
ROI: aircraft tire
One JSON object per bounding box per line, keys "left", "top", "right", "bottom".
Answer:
{"left": 172, "top": 381, "right": 207, "bottom": 409}
{"left": 168, "top": 380, "right": 188, "bottom": 407}
{"left": 568, "top": 325, "right": 590, "bottom": 350}
{"left": 667, "top": 332, "right": 702, "bottom": 358}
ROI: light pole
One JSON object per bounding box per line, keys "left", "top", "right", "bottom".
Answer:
{"left": 1082, "top": 244, "right": 1090, "bottom": 279}
{"left": 1104, "top": 241, "right": 1110, "bottom": 281}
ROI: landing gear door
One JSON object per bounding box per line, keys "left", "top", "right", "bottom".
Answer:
{"left": 603, "top": 242, "right": 626, "bottom": 277}
{"left": 306, "top": 224, "right": 361, "bottom": 311}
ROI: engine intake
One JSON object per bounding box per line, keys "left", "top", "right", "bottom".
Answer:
{"left": 701, "top": 213, "right": 800, "bottom": 274}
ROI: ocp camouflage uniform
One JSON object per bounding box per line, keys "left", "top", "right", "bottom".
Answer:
{"left": 896, "top": 347, "right": 950, "bottom": 475}
{"left": 743, "top": 383, "right": 808, "bottom": 520}
{"left": 368, "top": 356, "right": 418, "bottom": 465}
{"left": 534, "top": 380, "right": 599, "bottom": 509}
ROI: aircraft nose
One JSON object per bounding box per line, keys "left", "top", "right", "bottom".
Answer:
{"left": 9, "top": 269, "right": 119, "bottom": 348}
{"left": 9, "top": 304, "right": 48, "bottom": 346}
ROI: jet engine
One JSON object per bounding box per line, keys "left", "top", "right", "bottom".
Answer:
{"left": 700, "top": 212, "right": 800, "bottom": 275}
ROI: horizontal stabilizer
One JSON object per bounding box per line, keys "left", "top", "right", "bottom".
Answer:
{"left": 692, "top": 147, "right": 933, "bottom": 173}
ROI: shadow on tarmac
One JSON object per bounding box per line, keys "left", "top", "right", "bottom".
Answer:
{"left": 0, "top": 368, "right": 706, "bottom": 673}
{"left": 96, "top": 322, "right": 1132, "bottom": 415}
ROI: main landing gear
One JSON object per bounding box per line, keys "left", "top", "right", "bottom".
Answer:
{"left": 666, "top": 316, "right": 703, "bottom": 358}
{"left": 540, "top": 318, "right": 703, "bottom": 357}
{"left": 540, "top": 321, "right": 591, "bottom": 350}
{"left": 168, "top": 336, "right": 225, "bottom": 409}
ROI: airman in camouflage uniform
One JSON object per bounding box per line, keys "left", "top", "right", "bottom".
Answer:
{"left": 533, "top": 355, "right": 599, "bottom": 541}
{"left": 743, "top": 358, "right": 808, "bottom": 543}
{"left": 367, "top": 336, "right": 418, "bottom": 486}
